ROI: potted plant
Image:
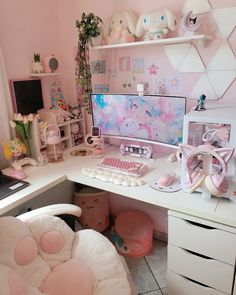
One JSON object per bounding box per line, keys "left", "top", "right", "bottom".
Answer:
{"left": 32, "top": 53, "right": 44, "bottom": 74}
{"left": 75, "top": 13, "right": 103, "bottom": 114}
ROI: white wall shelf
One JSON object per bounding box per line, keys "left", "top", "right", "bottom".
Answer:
{"left": 91, "top": 34, "right": 212, "bottom": 50}
{"left": 29, "top": 72, "right": 61, "bottom": 78}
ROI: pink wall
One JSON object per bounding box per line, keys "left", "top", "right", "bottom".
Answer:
{"left": 1, "top": 0, "right": 235, "bottom": 108}
{"left": 0, "top": 0, "right": 63, "bottom": 109}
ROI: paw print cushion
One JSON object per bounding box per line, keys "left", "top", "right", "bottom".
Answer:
{"left": 0, "top": 215, "right": 96, "bottom": 295}
{"left": 26, "top": 215, "right": 76, "bottom": 268}
{"left": 0, "top": 264, "right": 48, "bottom": 295}
{"left": 40, "top": 258, "right": 96, "bottom": 295}
{"left": 0, "top": 217, "right": 50, "bottom": 288}
{"left": 26, "top": 215, "right": 96, "bottom": 295}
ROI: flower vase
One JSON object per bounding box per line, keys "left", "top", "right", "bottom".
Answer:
{"left": 89, "top": 35, "right": 103, "bottom": 47}
{"left": 22, "top": 138, "right": 31, "bottom": 157}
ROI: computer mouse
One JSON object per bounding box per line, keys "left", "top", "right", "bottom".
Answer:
{"left": 158, "top": 174, "right": 176, "bottom": 187}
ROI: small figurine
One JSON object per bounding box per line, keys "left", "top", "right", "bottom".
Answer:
{"left": 68, "top": 105, "right": 82, "bottom": 120}
{"left": 181, "top": 11, "right": 201, "bottom": 36}
{"left": 71, "top": 122, "right": 83, "bottom": 146}
{"left": 194, "top": 94, "right": 206, "bottom": 111}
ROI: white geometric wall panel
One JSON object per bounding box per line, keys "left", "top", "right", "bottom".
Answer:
{"left": 212, "top": 7, "right": 236, "bottom": 39}
{"left": 165, "top": 44, "right": 206, "bottom": 72}
{"left": 182, "top": 0, "right": 211, "bottom": 15}
{"left": 179, "top": 45, "right": 206, "bottom": 72}
{"left": 190, "top": 73, "right": 217, "bottom": 99}
{"left": 207, "top": 42, "right": 236, "bottom": 71}
{"left": 207, "top": 71, "right": 236, "bottom": 98}
{"left": 164, "top": 44, "right": 190, "bottom": 70}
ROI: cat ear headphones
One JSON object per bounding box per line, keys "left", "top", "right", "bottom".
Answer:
{"left": 180, "top": 145, "right": 234, "bottom": 197}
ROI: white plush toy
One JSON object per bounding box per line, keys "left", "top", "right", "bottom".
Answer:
{"left": 106, "top": 11, "right": 137, "bottom": 44}
{"left": 136, "top": 8, "right": 177, "bottom": 40}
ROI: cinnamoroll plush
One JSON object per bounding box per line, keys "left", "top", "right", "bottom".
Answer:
{"left": 106, "top": 11, "right": 137, "bottom": 44}
{"left": 136, "top": 8, "right": 177, "bottom": 40}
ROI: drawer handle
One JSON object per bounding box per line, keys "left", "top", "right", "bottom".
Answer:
{"left": 185, "top": 219, "right": 216, "bottom": 230}
{"left": 183, "top": 248, "right": 213, "bottom": 260}
{"left": 182, "top": 275, "right": 213, "bottom": 289}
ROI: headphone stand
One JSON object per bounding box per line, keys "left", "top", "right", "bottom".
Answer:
{"left": 201, "top": 154, "right": 212, "bottom": 199}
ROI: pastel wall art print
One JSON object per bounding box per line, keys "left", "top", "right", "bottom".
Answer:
{"left": 119, "top": 57, "right": 131, "bottom": 72}
{"left": 91, "top": 60, "right": 106, "bottom": 74}
{"left": 50, "top": 80, "right": 66, "bottom": 110}
{"left": 93, "top": 84, "right": 110, "bottom": 93}
{"left": 132, "top": 58, "right": 145, "bottom": 73}
{"left": 91, "top": 94, "right": 186, "bottom": 146}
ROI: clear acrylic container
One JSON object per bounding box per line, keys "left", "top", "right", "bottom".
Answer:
{"left": 44, "top": 125, "right": 63, "bottom": 162}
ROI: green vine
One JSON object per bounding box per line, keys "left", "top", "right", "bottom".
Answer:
{"left": 75, "top": 13, "right": 103, "bottom": 114}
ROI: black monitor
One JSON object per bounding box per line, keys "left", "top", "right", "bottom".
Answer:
{"left": 10, "top": 79, "right": 44, "bottom": 115}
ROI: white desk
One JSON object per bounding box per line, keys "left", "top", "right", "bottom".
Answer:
{"left": 1, "top": 146, "right": 236, "bottom": 228}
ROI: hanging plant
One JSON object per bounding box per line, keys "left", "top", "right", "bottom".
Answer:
{"left": 75, "top": 12, "right": 103, "bottom": 114}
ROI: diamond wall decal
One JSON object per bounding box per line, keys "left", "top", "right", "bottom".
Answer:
{"left": 212, "top": 7, "right": 236, "bottom": 39}
{"left": 179, "top": 45, "right": 206, "bottom": 72}
{"left": 164, "top": 44, "right": 190, "bottom": 70}
{"left": 190, "top": 74, "right": 217, "bottom": 99}
{"left": 182, "top": 0, "right": 211, "bottom": 15}
{"left": 207, "top": 70, "right": 236, "bottom": 98}
{"left": 207, "top": 42, "right": 236, "bottom": 71}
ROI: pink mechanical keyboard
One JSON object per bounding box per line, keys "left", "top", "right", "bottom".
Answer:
{"left": 96, "top": 157, "right": 149, "bottom": 177}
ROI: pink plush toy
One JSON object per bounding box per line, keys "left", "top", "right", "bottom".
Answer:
{"left": 106, "top": 11, "right": 138, "bottom": 44}
{"left": 74, "top": 188, "right": 110, "bottom": 232}
{"left": 113, "top": 211, "right": 153, "bottom": 258}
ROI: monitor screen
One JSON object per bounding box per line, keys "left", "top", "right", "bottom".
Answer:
{"left": 91, "top": 94, "right": 186, "bottom": 146}
{"left": 10, "top": 79, "right": 44, "bottom": 115}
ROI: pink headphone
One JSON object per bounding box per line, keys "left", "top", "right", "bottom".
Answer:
{"left": 180, "top": 144, "right": 234, "bottom": 197}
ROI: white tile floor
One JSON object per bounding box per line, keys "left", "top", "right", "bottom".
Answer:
{"left": 75, "top": 221, "right": 168, "bottom": 294}
{"left": 124, "top": 239, "right": 168, "bottom": 295}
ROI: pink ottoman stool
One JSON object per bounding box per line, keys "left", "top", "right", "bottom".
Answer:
{"left": 113, "top": 210, "right": 153, "bottom": 257}
{"left": 73, "top": 187, "right": 110, "bottom": 232}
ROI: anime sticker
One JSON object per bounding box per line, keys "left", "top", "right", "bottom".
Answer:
{"left": 166, "top": 74, "right": 184, "bottom": 93}
{"left": 148, "top": 63, "right": 159, "bottom": 75}
{"left": 50, "top": 80, "right": 66, "bottom": 110}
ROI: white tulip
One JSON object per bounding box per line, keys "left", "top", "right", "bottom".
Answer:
{"left": 23, "top": 116, "right": 28, "bottom": 124}
{"left": 28, "top": 113, "right": 33, "bottom": 121}
{"left": 16, "top": 113, "right": 23, "bottom": 121}
{"left": 9, "top": 120, "right": 16, "bottom": 128}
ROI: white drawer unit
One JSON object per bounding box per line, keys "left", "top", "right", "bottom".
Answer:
{"left": 168, "top": 244, "right": 234, "bottom": 294}
{"left": 233, "top": 275, "right": 236, "bottom": 295}
{"left": 167, "top": 271, "right": 227, "bottom": 295}
{"left": 167, "top": 211, "right": 236, "bottom": 295}
{"left": 168, "top": 215, "right": 236, "bottom": 265}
